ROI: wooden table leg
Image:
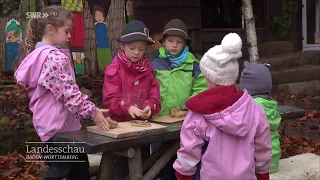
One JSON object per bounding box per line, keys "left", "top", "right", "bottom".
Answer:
{"left": 97, "top": 151, "right": 113, "bottom": 180}
{"left": 143, "top": 140, "right": 180, "bottom": 180}
{"left": 127, "top": 147, "right": 143, "bottom": 180}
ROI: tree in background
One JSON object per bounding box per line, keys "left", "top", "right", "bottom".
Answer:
{"left": 242, "top": 0, "right": 259, "bottom": 63}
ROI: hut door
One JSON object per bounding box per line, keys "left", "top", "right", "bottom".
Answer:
{"left": 302, "top": 0, "right": 320, "bottom": 50}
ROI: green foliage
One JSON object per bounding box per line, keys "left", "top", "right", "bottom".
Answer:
{"left": 0, "top": 0, "right": 11, "bottom": 14}
{"left": 0, "top": 0, "right": 28, "bottom": 19}
{"left": 270, "top": 1, "right": 298, "bottom": 38}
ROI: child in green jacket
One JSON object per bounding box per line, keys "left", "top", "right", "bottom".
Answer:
{"left": 151, "top": 19, "right": 207, "bottom": 116}
{"left": 240, "top": 61, "right": 281, "bottom": 174}
{"left": 151, "top": 19, "right": 207, "bottom": 180}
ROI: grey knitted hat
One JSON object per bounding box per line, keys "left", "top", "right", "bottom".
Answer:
{"left": 239, "top": 61, "right": 272, "bottom": 96}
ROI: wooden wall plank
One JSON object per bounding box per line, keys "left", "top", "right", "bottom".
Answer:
{"left": 133, "top": 0, "right": 201, "bottom": 32}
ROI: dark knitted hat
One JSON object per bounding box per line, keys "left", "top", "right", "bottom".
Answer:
{"left": 239, "top": 61, "right": 272, "bottom": 96}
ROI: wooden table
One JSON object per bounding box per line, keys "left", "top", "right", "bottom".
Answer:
{"left": 53, "top": 122, "right": 183, "bottom": 180}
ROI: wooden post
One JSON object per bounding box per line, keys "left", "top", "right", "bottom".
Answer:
{"left": 113, "top": 148, "right": 135, "bottom": 158}
{"left": 242, "top": 0, "right": 259, "bottom": 62}
{"left": 143, "top": 141, "right": 180, "bottom": 180}
{"left": 123, "top": 142, "right": 171, "bottom": 180}
{"left": 97, "top": 151, "right": 113, "bottom": 180}
{"left": 128, "top": 147, "right": 143, "bottom": 180}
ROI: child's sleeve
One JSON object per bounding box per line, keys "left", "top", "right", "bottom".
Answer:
{"left": 102, "top": 71, "right": 132, "bottom": 117}
{"left": 191, "top": 63, "right": 207, "bottom": 97}
{"left": 173, "top": 111, "right": 206, "bottom": 178}
{"left": 254, "top": 107, "right": 272, "bottom": 176}
{"left": 144, "top": 74, "right": 161, "bottom": 116}
{"left": 39, "top": 52, "right": 99, "bottom": 119}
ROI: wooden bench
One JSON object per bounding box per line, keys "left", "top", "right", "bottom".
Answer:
{"left": 53, "top": 122, "right": 183, "bottom": 180}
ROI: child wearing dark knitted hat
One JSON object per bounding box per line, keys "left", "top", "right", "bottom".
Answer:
{"left": 240, "top": 61, "right": 281, "bottom": 174}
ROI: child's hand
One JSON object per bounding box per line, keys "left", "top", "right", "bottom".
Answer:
{"left": 141, "top": 106, "right": 151, "bottom": 119}
{"left": 128, "top": 106, "right": 144, "bottom": 119}
{"left": 93, "top": 109, "right": 110, "bottom": 130}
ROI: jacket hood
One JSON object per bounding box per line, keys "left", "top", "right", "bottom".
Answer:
{"left": 186, "top": 86, "right": 257, "bottom": 137}
{"left": 14, "top": 45, "right": 58, "bottom": 90}
{"left": 14, "top": 43, "right": 72, "bottom": 90}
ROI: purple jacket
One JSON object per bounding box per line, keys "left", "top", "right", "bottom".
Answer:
{"left": 173, "top": 86, "right": 272, "bottom": 180}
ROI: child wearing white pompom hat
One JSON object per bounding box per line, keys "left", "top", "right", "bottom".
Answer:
{"left": 173, "top": 33, "right": 272, "bottom": 180}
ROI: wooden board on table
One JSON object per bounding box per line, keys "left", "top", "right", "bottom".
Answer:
{"left": 87, "top": 121, "right": 167, "bottom": 139}
{"left": 150, "top": 115, "right": 184, "bottom": 124}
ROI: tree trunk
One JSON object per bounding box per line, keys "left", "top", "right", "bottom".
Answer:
{"left": 106, "top": 0, "right": 125, "bottom": 57}
{"left": 242, "top": 0, "right": 259, "bottom": 63}
{"left": 84, "top": 0, "right": 98, "bottom": 75}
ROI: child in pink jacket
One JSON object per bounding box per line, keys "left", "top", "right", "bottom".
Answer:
{"left": 173, "top": 33, "right": 272, "bottom": 180}
{"left": 14, "top": 6, "right": 110, "bottom": 180}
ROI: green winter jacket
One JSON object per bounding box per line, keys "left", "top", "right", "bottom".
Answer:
{"left": 151, "top": 48, "right": 207, "bottom": 116}
{"left": 254, "top": 97, "right": 282, "bottom": 174}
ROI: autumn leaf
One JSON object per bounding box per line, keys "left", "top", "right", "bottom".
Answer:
{"left": 284, "top": 100, "right": 294, "bottom": 106}
{"left": 299, "top": 116, "right": 307, "bottom": 121}
{"left": 291, "top": 135, "right": 302, "bottom": 141}
{"left": 305, "top": 148, "right": 317, "bottom": 153}
{"left": 279, "top": 91, "right": 291, "bottom": 98}
{"left": 283, "top": 91, "right": 290, "bottom": 98}
{"left": 5, "top": 91, "right": 14, "bottom": 97}
{"left": 0, "top": 152, "right": 44, "bottom": 179}
{"left": 11, "top": 109, "right": 18, "bottom": 116}
{"left": 303, "top": 97, "right": 312, "bottom": 105}
{"left": 9, "top": 120, "right": 17, "bottom": 127}
{"left": 314, "top": 111, "right": 320, "bottom": 118}
{"left": 276, "top": 96, "right": 284, "bottom": 103}
{"left": 295, "top": 94, "right": 305, "bottom": 99}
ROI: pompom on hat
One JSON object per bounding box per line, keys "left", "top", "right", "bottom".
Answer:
{"left": 200, "top": 33, "right": 242, "bottom": 86}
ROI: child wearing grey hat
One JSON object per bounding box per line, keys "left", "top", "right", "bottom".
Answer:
{"left": 239, "top": 61, "right": 281, "bottom": 174}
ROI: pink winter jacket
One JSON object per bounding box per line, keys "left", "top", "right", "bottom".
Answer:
{"left": 173, "top": 86, "right": 272, "bottom": 180}
{"left": 15, "top": 43, "right": 98, "bottom": 142}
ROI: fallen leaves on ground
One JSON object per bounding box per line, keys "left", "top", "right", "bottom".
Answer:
{"left": 0, "top": 151, "right": 45, "bottom": 179}
{"left": 281, "top": 136, "right": 320, "bottom": 158}
{"left": 303, "top": 97, "right": 312, "bottom": 105}
{"left": 280, "top": 91, "right": 291, "bottom": 99}
{"left": 0, "top": 89, "right": 31, "bottom": 131}
{"left": 299, "top": 109, "right": 320, "bottom": 121}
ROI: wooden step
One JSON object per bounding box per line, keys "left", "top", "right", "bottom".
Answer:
{"left": 272, "top": 65, "right": 320, "bottom": 85}
{"left": 259, "top": 50, "right": 320, "bottom": 69}
{"left": 278, "top": 105, "right": 305, "bottom": 120}
{"left": 259, "top": 53, "right": 299, "bottom": 70}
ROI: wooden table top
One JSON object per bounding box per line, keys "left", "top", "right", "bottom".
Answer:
{"left": 53, "top": 122, "right": 182, "bottom": 154}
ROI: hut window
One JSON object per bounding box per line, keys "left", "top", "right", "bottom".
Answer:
{"left": 200, "top": 0, "right": 267, "bottom": 29}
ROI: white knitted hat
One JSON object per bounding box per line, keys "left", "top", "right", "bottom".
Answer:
{"left": 200, "top": 33, "right": 242, "bottom": 86}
